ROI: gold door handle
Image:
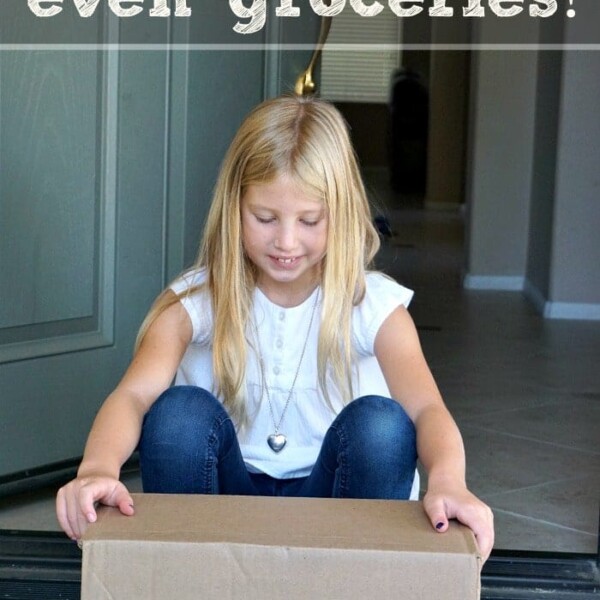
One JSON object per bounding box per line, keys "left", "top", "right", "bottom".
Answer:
{"left": 294, "top": 16, "right": 332, "bottom": 96}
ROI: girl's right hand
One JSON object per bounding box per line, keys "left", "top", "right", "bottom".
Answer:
{"left": 56, "top": 476, "right": 135, "bottom": 541}
{"left": 55, "top": 294, "right": 191, "bottom": 541}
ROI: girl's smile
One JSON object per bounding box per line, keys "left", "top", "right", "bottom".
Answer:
{"left": 241, "top": 174, "right": 328, "bottom": 306}
{"left": 270, "top": 256, "right": 300, "bottom": 267}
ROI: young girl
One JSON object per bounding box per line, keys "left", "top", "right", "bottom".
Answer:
{"left": 56, "top": 94, "right": 494, "bottom": 561}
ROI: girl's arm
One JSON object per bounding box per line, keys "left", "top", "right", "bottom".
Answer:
{"left": 56, "top": 292, "right": 192, "bottom": 540}
{"left": 374, "top": 305, "right": 494, "bottom": 562}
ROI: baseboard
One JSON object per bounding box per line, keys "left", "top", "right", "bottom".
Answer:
{"left": 463, "top": 276, "right": 600, "bottom": 320}
{"left": 524, "top": 280, "right": 600, "bottom": 321}
{"left": 544, "top": 302, "right": 600, "bottom": 320}
{"left": 463, "top": 275, "right": 525, "bottom": 291}
{"left": 523, "top": 279, "right": 547, "bottom": 314}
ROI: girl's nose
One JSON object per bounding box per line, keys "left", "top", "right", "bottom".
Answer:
{"left": 274, "top": 224, "right": 298, "bottom": 251}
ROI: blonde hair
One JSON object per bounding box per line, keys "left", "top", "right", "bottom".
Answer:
{"left": 137, "top": 95, "right": 380, "bottom": 425}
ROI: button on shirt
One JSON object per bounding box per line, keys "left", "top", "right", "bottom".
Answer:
{"left": 242, "top": 286, "right": 330, "bottom": 478}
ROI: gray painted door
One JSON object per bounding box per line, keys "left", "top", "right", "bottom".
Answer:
{"left": 0, "top": 7, "right": 318, "bottom": 478}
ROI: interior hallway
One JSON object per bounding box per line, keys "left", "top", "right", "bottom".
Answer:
{"left": 0, "top": 173, "right": 599, "bottom": 555}
{"left": 369, "top": 169, "right": 600, "bottom": 553}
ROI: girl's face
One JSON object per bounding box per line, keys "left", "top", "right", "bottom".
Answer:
{"left": 241, "top": 173, "right": 328, "bottom": 306}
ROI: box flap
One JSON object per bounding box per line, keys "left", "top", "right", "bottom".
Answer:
{"left": 83, "top": 494, "right": 480, "bottom": 557}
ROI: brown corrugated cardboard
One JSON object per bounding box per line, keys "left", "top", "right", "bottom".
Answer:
{"left": 81, "top": 493, "right": 481, "bottom": 599}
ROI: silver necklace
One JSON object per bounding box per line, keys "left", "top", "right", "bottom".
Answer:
{"left": 253, "top": 289, "right": 320, "bottom": 453}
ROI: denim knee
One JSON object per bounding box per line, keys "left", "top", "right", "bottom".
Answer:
{"left": 312, "top": 395, "right": 417, "bottom": 499}
{"left": 138, "top": 386, "right": 229, "bottom": 494}
{"left": 337, "top": 395, "right": 416, "bottom": 456}
{"left": 140, "top": 385, "right": 230, "bottom": 449}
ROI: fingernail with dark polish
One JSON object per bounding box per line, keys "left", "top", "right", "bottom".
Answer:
{"left": 436, "top": 522, "right": 444, "bottom": 530}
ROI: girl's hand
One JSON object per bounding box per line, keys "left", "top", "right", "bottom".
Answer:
{"left": 56, "top": 476, "right": 135, "bottom": 541}
{"left": 423, "top": 483, "right": 495, "bottom": 563}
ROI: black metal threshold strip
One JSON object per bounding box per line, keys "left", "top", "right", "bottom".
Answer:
{"left": 481, "top": 550, "right": 599, "bottom": 600}
{"left": 0, "top": 456, "right": 141, "bottom": 500}
{"left": 0, "top": 530, "right": 81, "bottom": 599}
{"left": 1, "top": 530, "right": 598, "bottom": 600}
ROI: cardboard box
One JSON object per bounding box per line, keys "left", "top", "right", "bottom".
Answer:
{"left": 81, "top": 493, "right": 481, "bottom": 599}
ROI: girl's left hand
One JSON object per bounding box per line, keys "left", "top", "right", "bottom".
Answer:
{"left": 423, "top": 484, "right": 495, "bottom": 563}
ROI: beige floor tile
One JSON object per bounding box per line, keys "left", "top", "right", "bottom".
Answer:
{"left": 492, "top": 508, "right": 598, "bottom": 554}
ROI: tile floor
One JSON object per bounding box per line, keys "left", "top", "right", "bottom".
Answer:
{"left": 0, "top": 172, "right": 598, "bottom": 555}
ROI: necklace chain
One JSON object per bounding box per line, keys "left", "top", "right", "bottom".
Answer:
{"left": 253, "top": 289, "right": 320, "bottom": 448}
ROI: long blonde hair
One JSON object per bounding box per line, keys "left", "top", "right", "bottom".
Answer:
{"left": 137, "top": 95, "right": 380, "bottom": 425}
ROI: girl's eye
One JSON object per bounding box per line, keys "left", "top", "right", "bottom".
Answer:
{"left": 301, "top": 220, "right": 319, "bottom": 227}
{"left": 255, "top": 216, "right": 275, "bottom": 224}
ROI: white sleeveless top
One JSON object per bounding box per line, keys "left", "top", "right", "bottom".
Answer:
{"left": 170, "top": 268, "right": 420, "bottom": 499}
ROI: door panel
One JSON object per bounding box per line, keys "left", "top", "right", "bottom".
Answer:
{"left": 0, "top": 5, "right": 320, "bottom": 479}
{"left": 0, "top": 50, "right": 115, "bottom": 364}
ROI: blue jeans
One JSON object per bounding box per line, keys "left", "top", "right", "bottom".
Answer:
{"left": 139, "top": 386, "right": 417, "bottom": 499}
